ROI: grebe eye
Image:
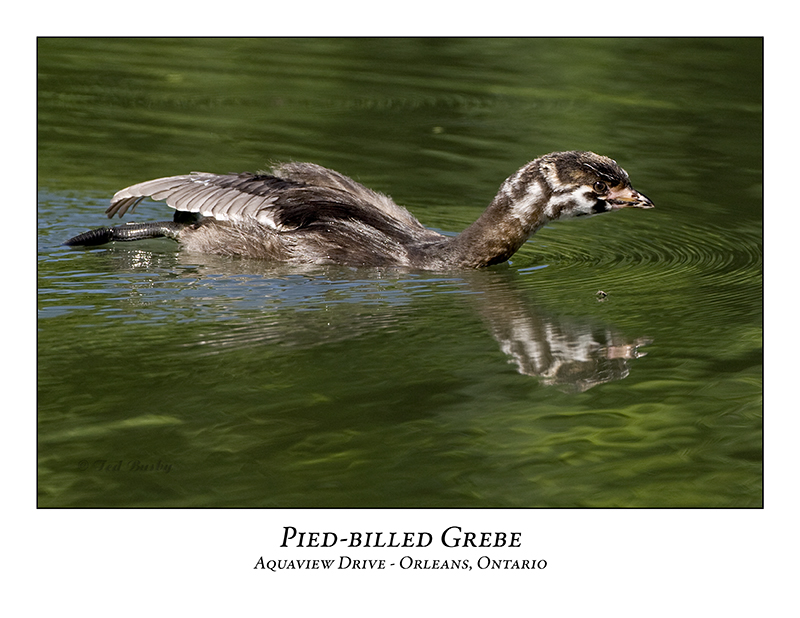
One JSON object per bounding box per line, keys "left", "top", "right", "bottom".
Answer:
{"left": 593, "top": 180, "right": 607, "bottom": 193}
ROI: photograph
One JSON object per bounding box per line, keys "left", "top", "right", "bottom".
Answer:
{"left": 38, "top": 37, "right": 762, "bottom": 509}
{"left": 30, "top": 33, "right": 776, "bottom": 614}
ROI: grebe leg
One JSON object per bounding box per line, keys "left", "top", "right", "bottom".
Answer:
{"left": 63, "top": 221, "right": 185, "bottom": 246}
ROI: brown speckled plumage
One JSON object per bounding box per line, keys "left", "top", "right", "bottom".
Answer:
{"left": 65, "top": 151, "right": 653, "bottom": 269}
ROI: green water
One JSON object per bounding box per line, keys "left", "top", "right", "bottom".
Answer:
{"left": 37, "top": 38, "right": 762, "bottom": 507}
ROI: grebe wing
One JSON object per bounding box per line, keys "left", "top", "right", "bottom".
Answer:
{"left": 106, "top": 165, "right": 428, "bottom": 234}
{"left": 271, "top": 162, "right": 424, "bottom": 230}
{"left": 106, "top": 172, "right": 291, "bottom": 228}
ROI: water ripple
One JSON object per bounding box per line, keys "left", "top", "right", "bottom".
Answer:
{"left": 519, "top": 217, "right": 761, "bottom": 321}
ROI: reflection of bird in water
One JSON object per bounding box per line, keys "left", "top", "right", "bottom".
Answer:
{"left": 65, "top": 151, "right": 653, "bottom": 269}
{"left": 496, "top": 319, "right": 651, "bottom": 392}
{"left": 463, "top": 272, "right": 651, "bottom": 391}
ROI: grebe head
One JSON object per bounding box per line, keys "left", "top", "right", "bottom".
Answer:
{"left": 537, "top": 150, "right": 654, "bottom": 220}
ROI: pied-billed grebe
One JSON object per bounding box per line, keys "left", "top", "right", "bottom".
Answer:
{"left": 64, "top": 151, "right": 653, "bottom": 269}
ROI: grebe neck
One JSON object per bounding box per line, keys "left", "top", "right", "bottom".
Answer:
{"left": 434, "top": 164, "right": 551, "bottom": 268}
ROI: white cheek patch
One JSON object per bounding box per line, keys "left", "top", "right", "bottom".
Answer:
{"left": 573, "top": 189, "right": 597, "bottom": 215}
{"left": 546, "top": 188, "right": 596, "bottom": 220}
